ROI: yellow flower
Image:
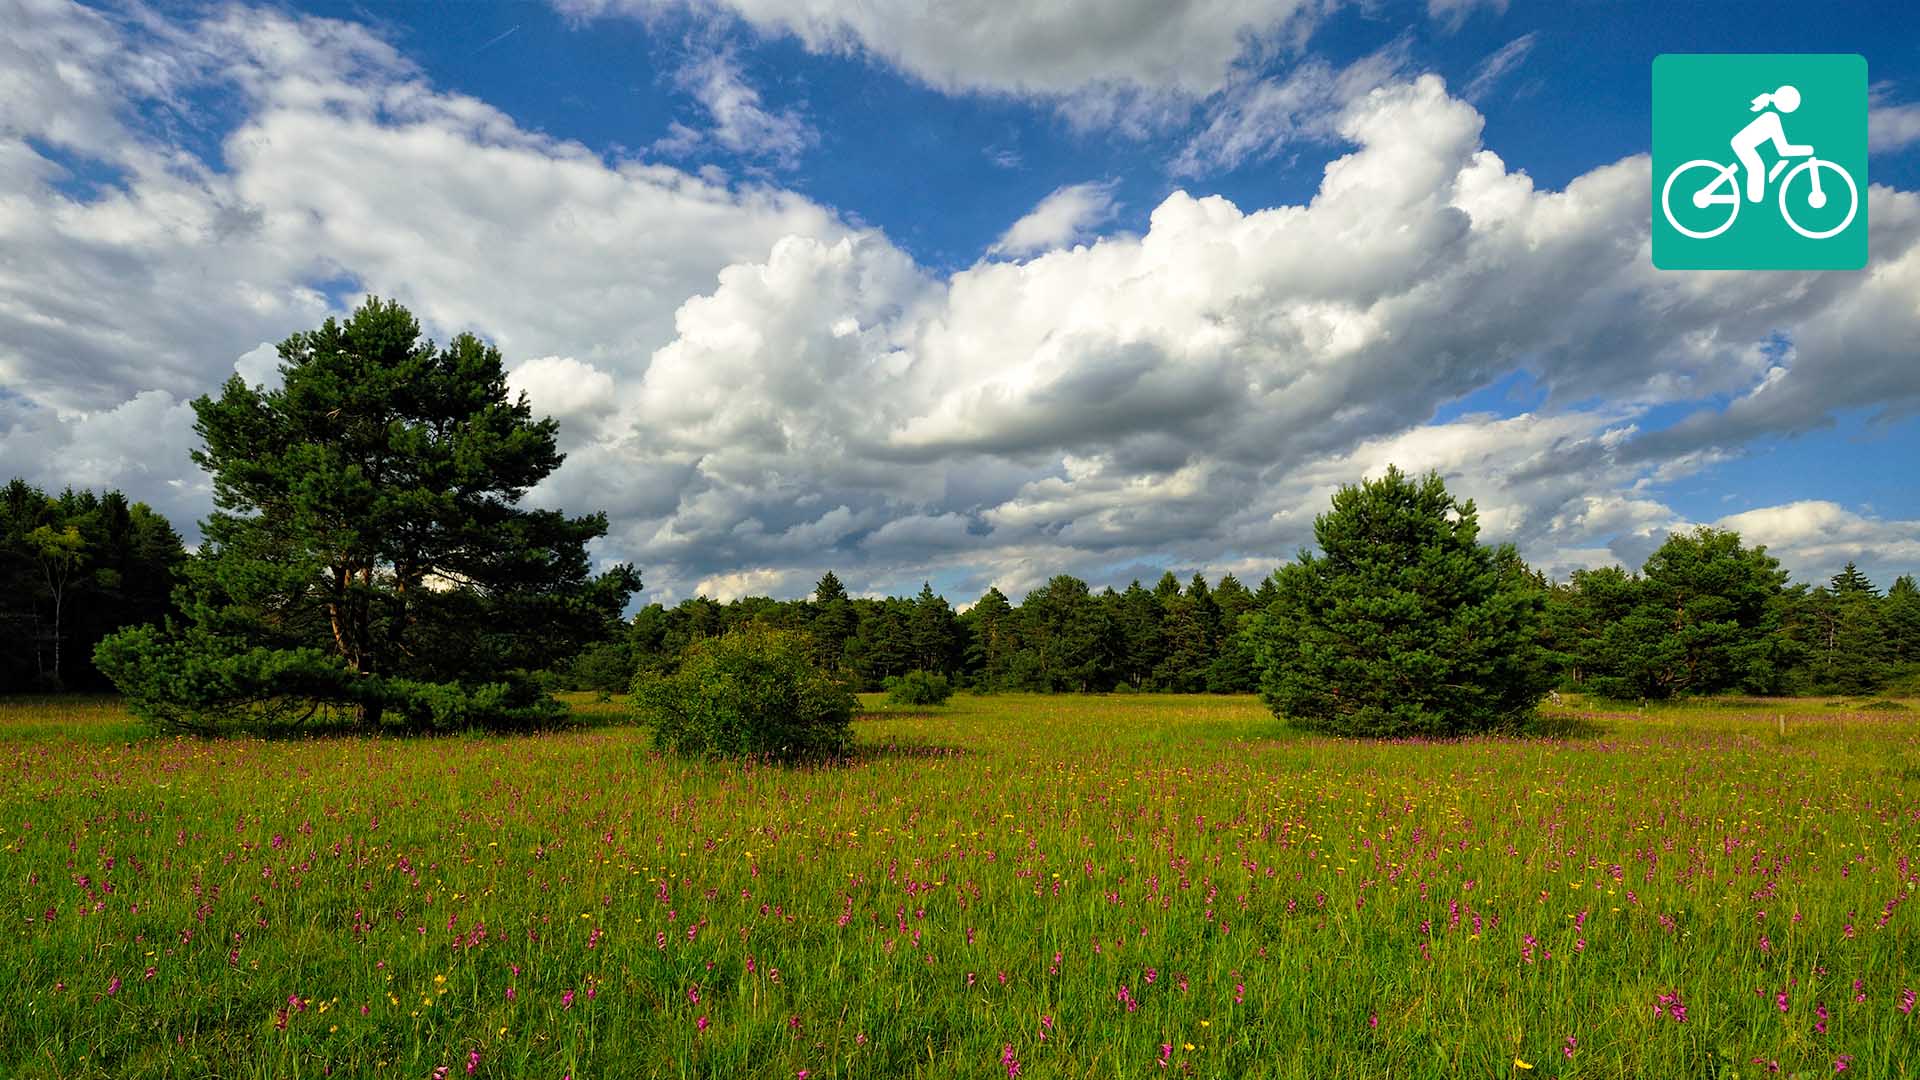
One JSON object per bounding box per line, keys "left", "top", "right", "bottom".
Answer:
{"left": 1515, "top": 1059, "right": 1534, "bottom": 1070}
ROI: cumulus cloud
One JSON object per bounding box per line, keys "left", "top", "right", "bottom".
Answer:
{"left": 0, "top": 0, "right": 843, "bottom": 541}
{"left": 1869, "top": 85, "right": 1920, "bottom": 153}
{"left": 567, "top": 74, "right": 1920, "bottom": 596}
{"left": 557, "top": 0, "right": 1324, "bottom": 105}
{"left": 989, "top": 181, "right": 1120, "bottom": 256}
{"left": 507, "top": 356, "right": 620, "bottom": 434}
{"left": 5, "top": 0, "right": 1919, "bottom": 605}
{"left": 1714, "top": 502, "right": 1920, "bottom": 584}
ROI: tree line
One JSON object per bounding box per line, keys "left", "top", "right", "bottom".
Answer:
{"left": 562, "top": 534, "right": 1920, "bottom": 701}
{"left": 1, "top": 480, "right": 186, "bottom": 692}
{"left": 4, "top": 297, "right": 1915, "bottom": 735}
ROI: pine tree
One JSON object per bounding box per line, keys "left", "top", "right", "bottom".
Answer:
{"left": 908, "top": 582, "right": 960, "bottom": 674}
{"left": 1830, "top": 561, "right": 1878, "bottom": 596}
{"left": 1113, "top": 580, "right": 1165, "bottom": 689}
{"left": 963, "top": 587, "right": 1017, "bottom": 689}
{"left": 809, "top": 570, "right": 857, "bottom": 667}
{"left": 95, "top": 298, "right": 638, "bottom": 732}
{"left": 1806, "top": 563, "right": 1889, "bottom": 693}
{"left": 1249, "top": 467, "right": 1554, "bottom": 735}
{"left": 1885, "top": 575, "right": 1920, "bottom": 677}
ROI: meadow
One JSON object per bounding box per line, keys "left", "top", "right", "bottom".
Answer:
{"left": 1, "top": 693, "right": 1915, "bottom": 1079}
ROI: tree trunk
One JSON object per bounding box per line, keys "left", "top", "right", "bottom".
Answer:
{"left": 50, "top": 587, "right": 61, "bottom": 687}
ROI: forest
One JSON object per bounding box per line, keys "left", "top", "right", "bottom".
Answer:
{"left": 0, "top": 479, "right": 186, "bottom": 693}
{"left": 6, "top": 475, "right": 1914, "bottom": 705}
{"left": 559, "top": 540, "right": 1920, "bottom": 700}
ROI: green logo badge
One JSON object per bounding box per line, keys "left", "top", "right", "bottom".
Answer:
{"left": 1652, "top": 53, "right": 1867, "bottom": 270}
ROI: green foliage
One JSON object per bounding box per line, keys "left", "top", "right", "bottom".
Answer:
{"left": 95, "top": 623, "right": 563, "bottom": 734}
{"left": 631, "top": 625, "right": 855, "bottom": 761}
{"left": 1249, "top": 467, "right": 1555, "bottom": 736}
{"left": 562, "top": 640, "right": 638, "bottom": 694}
{"left": 94, "top": 298, "right": 635, "bottom": 732}
{"left": 884, "top": 668, "right": 953, "bottom": 705}
{"left": 1, "top": 480, "right": 186, "bottom": 691}
{"left": 1550, "top": 529, "right": 1803, "bottom": 699}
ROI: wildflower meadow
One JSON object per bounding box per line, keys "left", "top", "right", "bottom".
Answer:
{"left": 2, "top": 693, "right": 1915, "bottom": 1078}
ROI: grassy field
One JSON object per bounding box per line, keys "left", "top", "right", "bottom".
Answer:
{"left": 1, "top": 693, "right": 1916, "bottom": 1079}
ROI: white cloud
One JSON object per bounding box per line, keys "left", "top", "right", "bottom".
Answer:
{"left": 1714, "top": 502, "right": 1920, "bottom": 585}
{"left": 1463, "top": 32, "right": 1536, "bottom": 103}
{"left": 508, "top": 356, "right": 619, "bottom": 427}
{"left": 1869, "top": 93, "right": 1920, "bottom": 153}
{"left": 6, "top": 1, "right": 1919, "bottom": 604}
{"left": 558, "top": 0, "right": 1325, "bottom": 105}
{"left": 654, "top": 46, "right": 817, "bottom": 168}
{"left": 692, "top": 566, "right": 797, "bottom": 601}
{"left": 990, "top": 181, "right": 1120, "bottom": 256}
{"left": 0, "top": 0, "right": 844, "bottom": 541}
{"left": 566, "top": 74, "right": 1920, "bottom": 596}
{"left": 1427, "top": 0, "right": 1508, "bottom": 32}
{"left": 1171, "top": 43, "right": 1407, "bottom": 176}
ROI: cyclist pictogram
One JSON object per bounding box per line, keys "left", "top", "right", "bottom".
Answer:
{"left": 1659, "top": 84, "right": 1858, "bottom": 241}
{"left": 1652, "top": 55, "right": 1866, "bottom": 270}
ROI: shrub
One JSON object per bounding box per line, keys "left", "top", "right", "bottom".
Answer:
{"left": 631, "top": 626, "right": 856, "bottom": 762}
{"left": 884, "top": 669, "right": 953, "bottom": 706}
{"left": 566, "top": 640, "right": 636, "bottom": 694}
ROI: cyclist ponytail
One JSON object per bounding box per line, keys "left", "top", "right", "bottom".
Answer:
{"left": 1749, "top": 92, "right": 1773, "bottom": 111}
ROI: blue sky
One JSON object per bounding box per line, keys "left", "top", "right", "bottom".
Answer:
{"left": 3, "top": 0, "right": 1919, "bottom": 603}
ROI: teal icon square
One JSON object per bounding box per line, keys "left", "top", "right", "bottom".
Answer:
{"left": 1652, "top": 53, "right": 1867, "bottom": 270}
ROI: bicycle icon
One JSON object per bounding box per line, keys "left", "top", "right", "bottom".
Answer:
{"left": 1660, "top": 154, "right": 1858, "bottom": 240}
{"left": 1657, "top": 83, "right": 1858, "bottom": 241}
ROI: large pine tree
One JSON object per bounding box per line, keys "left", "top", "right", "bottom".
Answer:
{"left": 97, "top": 298, "right": 638, "bottom": 732}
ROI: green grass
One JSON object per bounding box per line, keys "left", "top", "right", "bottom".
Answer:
{"left": 1, "top": 693, "right": 1915, "bottom": 1078}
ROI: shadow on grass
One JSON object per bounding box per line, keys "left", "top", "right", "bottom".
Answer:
{"left": 1522, "top": 713, "right": 1611, "bottom": 739}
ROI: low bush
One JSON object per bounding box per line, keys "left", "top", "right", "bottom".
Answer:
{"left": 631, "top": 626, "right": 855, "bottom": 762}
{"left": 884, "top": 669, "right": 953, "bottom": 706}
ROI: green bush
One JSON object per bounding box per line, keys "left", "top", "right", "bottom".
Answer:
{"left": 565, "top": 640, "right": 636, "bottom": 694}
{"left": 884, "top": 669, "right": 953, "bottom": 706}
{"left": 631, "top": 626, "right": 856, "bottom": 761}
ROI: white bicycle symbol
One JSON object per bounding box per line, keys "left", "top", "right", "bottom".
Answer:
{"left": 1659, "top": 155, "right": 1858, "bottom": 240}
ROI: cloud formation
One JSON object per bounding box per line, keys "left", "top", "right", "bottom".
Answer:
{"left": 4, "top": 0, "right": 1917, "bottom": 606}
{"left": 653, "top": 45, "right": 818, "bottom": 169}
{"left": 990, "top": 181, "right": 1121, "bottom": 256}
{"left": 557, "top": 0, "right": 1325, "bottom": 103}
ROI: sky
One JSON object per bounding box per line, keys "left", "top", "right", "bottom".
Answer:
{"left": 2, "top": 0, "right": 1919, "bottom": 606}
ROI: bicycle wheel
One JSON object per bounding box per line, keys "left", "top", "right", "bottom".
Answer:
{"left": 1779, "top": 159, "right": 1858, "bottom": 240}
{"left": 1660, "top": 160, "right": 1740, "bottom": 239}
